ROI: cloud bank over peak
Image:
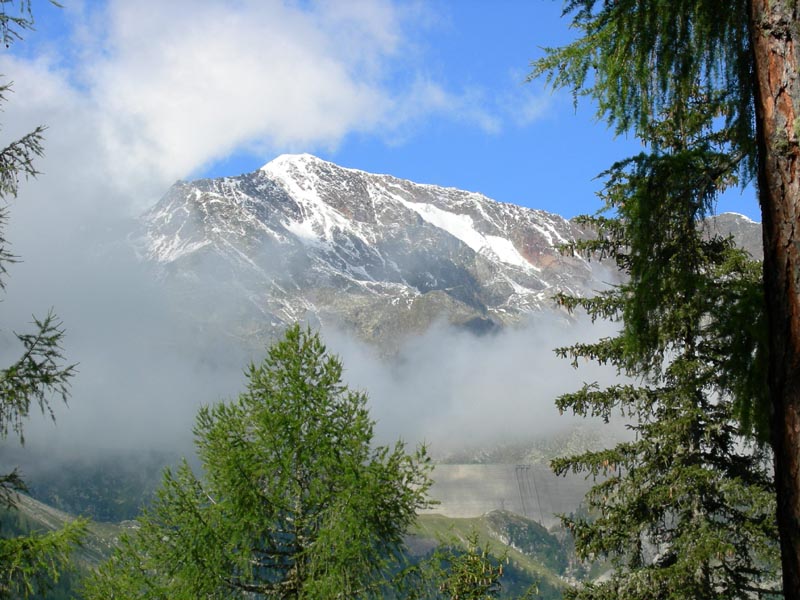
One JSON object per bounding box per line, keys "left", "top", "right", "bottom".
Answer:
{"left": 0, "top": 0, "right": 553, "bottom": 211}
{"left": 89, "top": 0, "right": 397, "bottom": 182}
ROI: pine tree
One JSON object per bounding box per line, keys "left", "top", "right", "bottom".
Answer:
{"left": 83, "top": 325, "right": 433, "bottom": 599}
{"left": 550, "top": 101, "right": 781, "bottom": 598}
{"left": 0, "top": 2, "right": 85, "bottom": 597}
{"left": 530, "top": 1, "right": 800, "bottom": 595}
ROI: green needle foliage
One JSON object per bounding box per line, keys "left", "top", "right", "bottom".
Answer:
{"left": 0, "top": 2, "right": 85, "bottom": 598}
{"left": 551, "top": 102, "right": 781, "bottom": 598}
{"left": 83, "top": 324, "right": 433, "bottom": 599}
{"left": 529, "top": 0, "right": 754, "bottom": 173}
{"left": 436, "top": 537, "right": 506, "bottom": 600}
{"left": 532, "top": 3, "right": 800, "bottom": 595}
{"left": 401, "top": 532, "right": 516, "bottom": 600}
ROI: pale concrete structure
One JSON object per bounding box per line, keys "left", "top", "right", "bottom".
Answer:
{"left": 426, "top": 464, "right": 594, "bottom": 528}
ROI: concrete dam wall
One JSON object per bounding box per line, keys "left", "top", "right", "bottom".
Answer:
{"left": 426, "top": 464, "right": 593, "bottom": 528}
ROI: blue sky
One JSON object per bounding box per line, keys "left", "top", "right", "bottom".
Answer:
{"left": 8, "top": 0, "right": 760, "bottom": 220}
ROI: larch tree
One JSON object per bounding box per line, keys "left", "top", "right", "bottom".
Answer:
{"left": 531, "top": 1, "right": 800, "bottom": 596}
{"left": 83, "top": 325, "right": 433, "bottom": 600}
{"left": 551, "top": 102, "right": 780, "bottom": 598}
{"left": 399, "top": 531, "right": 528, "bottom": 600}
{"left": 0, "top": 1, "right": 86, "bottom": 598}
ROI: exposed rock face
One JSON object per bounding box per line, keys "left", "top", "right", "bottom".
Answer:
{"left": 138, "top": 153, "right": 761, "bottom": 350}
{"left": 704, "top": 212, "right": 763, "bottom": 260}
{"left": 425, "top": 463, "right": 593, "bottom": 528}
{"left": 139, "top": 154, "right": 614, "bottom": 349}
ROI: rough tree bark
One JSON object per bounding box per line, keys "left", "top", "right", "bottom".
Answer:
{"left": 749, "top": 1, "right": 800, "bottom": 597}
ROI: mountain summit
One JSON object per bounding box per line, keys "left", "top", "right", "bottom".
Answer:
{"left": 139, "top": 154, "right": 755, "bottom": 349}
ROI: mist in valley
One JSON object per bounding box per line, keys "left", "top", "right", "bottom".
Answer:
{"left": 1, "top": 211, "right": 622, "bottom": 467}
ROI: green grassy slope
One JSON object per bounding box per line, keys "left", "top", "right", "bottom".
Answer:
{"left": 6, "top": 495, "right": 587, "bottom": 599}
{"left": 411, "top": 510, "right": 574, "bottom": 598}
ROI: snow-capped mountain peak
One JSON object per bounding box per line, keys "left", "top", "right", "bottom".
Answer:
{"left": 138, "top": 154, "right": 760, "bottom": 349}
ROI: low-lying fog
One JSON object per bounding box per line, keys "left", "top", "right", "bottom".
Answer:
{"left": 0, "top": 204, "right": 622, "bottom": 462}
{"left": 0, "top": 39, "right": 624, "bottom": 471}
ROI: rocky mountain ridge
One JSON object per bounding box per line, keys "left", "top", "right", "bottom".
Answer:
{"left": 139, "top": 154, "right": 624, "bottom": 349}
{"left": 139, "top": 154, "right": 761, "bottom": 350}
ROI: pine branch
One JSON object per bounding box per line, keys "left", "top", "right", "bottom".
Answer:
{"left": 0, "top": 311, "right": 76, "bottom": 444}
{"left": 0, "top": 126, "right": 46, "bottom": 199}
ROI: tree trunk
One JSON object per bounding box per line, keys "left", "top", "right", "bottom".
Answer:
{"left": 749, "top": 1, "right": 800, "bottom": 597}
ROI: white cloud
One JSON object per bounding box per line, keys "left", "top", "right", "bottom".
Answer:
{"left": 509, "top": 88, "right": 554, "bottom": 127}
{"left": 325, "top": 315, "right": 624, "bottom": 455}
{"left": 86, "top": 0, "right": 400, "bottom": 187}
{"left": 385, "top": 78, "right": 503, "bottom": 137}
{"left": 0, "top": 1, "right": 429, "bottom": 204}
{"left": 2, "top": 0, "right": 559, "bottom": 209}
{"left": 494, "top": 69, "right": 556, "bottom": 129}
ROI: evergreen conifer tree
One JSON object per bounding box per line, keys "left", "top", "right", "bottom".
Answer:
{"left": 400, "top": 532, "right": 511, "bottom": 600}
{"left": 531, "top": 3, "right": 800, "bottom": 594}
{"left": 551, "top": 101, "right": 781, "bottom": 598}
{"left": 83, "top": 325, "right": 432, "bottom": 599}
